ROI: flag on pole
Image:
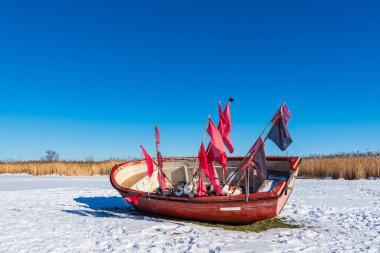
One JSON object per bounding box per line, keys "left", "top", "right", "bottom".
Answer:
{"left": 207, "top": 162, "right": 222, "bottom": 195}
{"left": 248, "top": 136, "right": 264, "bottom": 154}
{"left": 157, "top": 170, "right": 166, "bottom": 192}
{"left": 140, "top": 145, "right": 154, "bottom": 178}
{"left": 154, "top": 125, "right": 166, "bottom": 190}
{"left": 207, "top": 117, "right": 227, "bottom": 170}
{"left": 223, "top": 99, "right": 233, "bottom": 133}
{"left": 253, "top": 142, "right": 267, "bottom": 185}
{"left": 157, "top": 152, "right": 166, "bottom": 191}
{"left": 196, "top": 173, "right": 207, "bottom": 196}
{"left": 241, "top": 137, "right": 264, "bottom": 171}
{"left": 197, "top": 143, "right": 209, "bottom": 178}
{"left": 155, "top": 125, "right": 164, "bottom": 168}
{"left": 155, "top": 124, "right": 160, "bottom": 147}
{"left": 218, "top": 102, "right": 234, "bottom": 153}
{"left": 268, "top": 105, "right": 292, "bottom": 151}
{"left": 218, "top": 102, "right": 227, "bottom": 136}
{"left": 240, "top": 137, "right": 267, "bottom": 186}
{"left": 281, "top": 104, "right": 292, "bottom": 126}
{"left": 157, "top": 151, "right": 164, "bottom": 169}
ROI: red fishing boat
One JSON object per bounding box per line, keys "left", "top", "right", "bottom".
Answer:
{"left": 110, "top": 156, "right": 301, "bottom": 223}
{"left": 110, "top": 101, "right": 299, "bottom": 223}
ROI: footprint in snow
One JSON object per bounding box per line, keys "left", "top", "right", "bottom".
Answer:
{"left": 141, "top": 225, "right": 180, "bottom": 235}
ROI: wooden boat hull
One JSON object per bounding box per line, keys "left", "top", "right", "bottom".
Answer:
{"left": 110, "top": 157, "right": 301, "bottom": 224}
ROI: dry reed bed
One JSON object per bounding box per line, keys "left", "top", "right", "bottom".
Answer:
{"left": 0, "top": 153, "right": 379, "bottom": 179}
{"left": 0, "top": 160, "right": 124, "bottom": 176}
{"left": 299, "top": 153, "right": 380, "bottom": 179}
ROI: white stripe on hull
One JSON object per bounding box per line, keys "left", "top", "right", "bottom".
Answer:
{"left": 220, "top": 207, "right": 241, "bottom": 211}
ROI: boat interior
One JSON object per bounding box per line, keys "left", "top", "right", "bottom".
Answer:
{"left": 114, "top": 158, "right": 294, "bottom": 195}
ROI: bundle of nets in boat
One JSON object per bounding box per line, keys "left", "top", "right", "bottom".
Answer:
{"left": 155, "top": 182, "right": 213, "bottom": 197}
{"left": 155, "top": 183, "right": 242, "bottom": 197}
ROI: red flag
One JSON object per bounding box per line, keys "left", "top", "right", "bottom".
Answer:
{"left": 241, "top": 137, "right": 264, "bottom": 171}
{"left": 196, "top": 173, "right": 207, "bottom": 196}
{"left": 249, "top": 137, "right": 264, "bottom": 154}
{"left": 125, "top": 195, "right": 140, "bottom": 205}
{"left": 157, "top": 170, "right": 166, "bottom": 192}
{"left": 280, "top": 104, "right": 292, "bottom": 126}
{"left": 140, "top": 145, "right": 154, "bottom": 178}
{"left": 155, "top": 125, "right": 164, "bottom": 168}
{"left": 218, "top": 102, "right": 227, "bottom": 135}
{"left": 156, "top": 151, "right": 166, "bottom": 191}
{"left": 223, "top": 101, "right": 232, "bottom": 133}
{"left": 197, "top": 143, "right": 209, "bottom": 178}
{"left": 207, "top": 147, "right": 228, "bottom": 173}
{"left": 218, "top": 102, "right": 234, "bottom": 153}
{"left": 154, "top": 125, "right": 166, "bottom": 190}
{"left": 271, "top": 104, "right": 292, "bottom": 125}
{"left": 207, "top": 118, "right": 227, "bottom": 170}
{"left": 157, "top": 151, "right": 164, "bottom": 169}
{"left": 207, "top": 162, "right": 222, "bottom": 195}
{"left": 223, "top": 134, "right": 234, "bottom": 154}
{"left": 155, "top": 125, "right": 160, "bottom": 147}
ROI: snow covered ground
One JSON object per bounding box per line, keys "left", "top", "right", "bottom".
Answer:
{"left": 0, "top": 174, "right": 379, "bottom": 253}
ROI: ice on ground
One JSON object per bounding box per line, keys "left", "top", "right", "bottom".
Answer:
{"left": 0, "top": 174, "right": 379, "bottom": 253}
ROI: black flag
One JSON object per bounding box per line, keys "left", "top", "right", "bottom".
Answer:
{"left": 268, "top": 116, "right": 292, "bottom": 151}
{"left": 253, "top": 145, "right": 267, "bottom": 185}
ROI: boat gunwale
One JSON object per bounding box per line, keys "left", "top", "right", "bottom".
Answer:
{"left": 110, "top": 156, "right": 300, "bottom": 204}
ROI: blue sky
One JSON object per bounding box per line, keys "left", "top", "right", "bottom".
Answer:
{"left": 0, "top": 1, "right": 379, "bottom": 160}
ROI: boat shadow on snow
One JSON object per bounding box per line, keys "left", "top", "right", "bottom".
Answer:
{"left": 62, "top": 196, "right": 184, "bottom": 225}
{"left": 62, "top": 196, "right": 137, "bottom": 218}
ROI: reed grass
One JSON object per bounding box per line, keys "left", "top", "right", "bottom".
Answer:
{"left": 0, "top": 160, "right": 125, "bottom": 176}
{"left": 0, "top": 152, "right": 379, "bottom": 179}
{"left": 299, "top": 152, "right": 380, "bottom": 179}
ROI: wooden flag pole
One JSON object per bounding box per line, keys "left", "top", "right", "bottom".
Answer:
{"left": 190, "top": 98, "right": 234, "bottom": 188}
{"left": 218, "top": 101, "right": 226, "bottom": 185}
{"left": 189, "top": 115, "right": 210, "bottom": 182}
{"left": 245, "top": 168, "right": 250, "bottom": 202}
{"left": 230, "top": 103, "right": 285, "bottom": 201}
{"left": 230, "top": 127, "right": 275, "bottom": 195}
{"left": 231, "top": 170, "right": 246, "bottom": 193}
{"left": 136, "top": 140, "right": 175, "bottom": 187}
{"left": 153, "top": 123, "right": 175, "bottom": 187}
{"left": 222, "top": 102, "right": 284, "bottom": 189}
{"left": 152, "top": 159, "right": 175, "bottom": 187}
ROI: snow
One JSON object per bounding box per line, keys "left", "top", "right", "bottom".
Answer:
{"left": 0, "top": 174, "right": 379, "bottom": 253}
